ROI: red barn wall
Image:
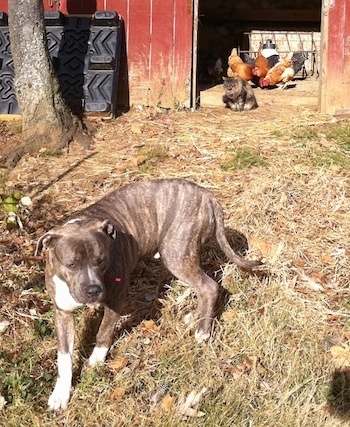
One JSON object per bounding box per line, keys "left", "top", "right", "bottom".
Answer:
{"left": 320, "top": 0, "right": 350, "bottom": 114}
{"left": 0, "top": 0, "right": 193, "bottom": 108}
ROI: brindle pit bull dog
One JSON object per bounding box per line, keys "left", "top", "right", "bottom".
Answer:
{"left": 36, "top": 178, "right": 262, "bottom": 412}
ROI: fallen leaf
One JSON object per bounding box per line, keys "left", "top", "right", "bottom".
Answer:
{"left": 224, "top": 356, "right": 266, "bottom": 378}
{"left": 319, "top": 254, "right": 335, "bottom": 264}
{"left": 296, "top": 272, "right": 325, "bottom": 292}
{"left": 139, "top": 319, "right": 160, "bottom": 332}
{"left": 224, "top": 366, "right": 245, "bottom": 379}
{"left": 130, "top": 155, "right": 147, "bottom": 167}
{"left": 0, "top": 321, "right": 10, "bottom": 334}
{"left": 109, "top": 357, "right": 128, "bottom": 372}
{"left": 323, "top": 335, "right": 344, "bottom": 351}
{"left": 110, "top": 387, "right": 126, "bottom": 401}
{"left": 161, "top": 394, "right": 175, "bottom": 411}
{"left": 292, "top": 258, "right": 306, "bottom": 268}
{"left": 176, "top": 387, "right": 207, "bottom": 418}
{"left": 130, "top": 124, "right": 143, "bottom": 134}
{"left": 330, "top": 344, "right": 350, "bottom": 368}
{"left": 244, "top": 356, "right": 267, "bottom": 376}
{"left": 311, "top": 272, "right": 328, "bottom": 284}
{"left": 249, "top": 237, "right": 283, "bottom": 263}
{"left": 221, "top": 310, "right": 238, "bottom": 321}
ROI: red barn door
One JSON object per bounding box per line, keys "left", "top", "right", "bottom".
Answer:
{"left": 119, "top": 0, "right": 193, "bottom": 108}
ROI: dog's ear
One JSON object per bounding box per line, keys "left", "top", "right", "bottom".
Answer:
{"left": 35, "top": 232, "right": 60, "bottom": 256}
{"left": 101, "top": 220, "right": 117, "bottom": 239}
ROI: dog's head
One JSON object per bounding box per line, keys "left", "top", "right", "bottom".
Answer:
{"left": 36, "top": 218, "right": 117, "bottom": 310}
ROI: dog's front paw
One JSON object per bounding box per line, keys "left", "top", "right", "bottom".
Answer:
{"left": 194, "top": 329, "right": 211, "bottom": 343}
{"left": 88, "top": 346, "right": 109, "bottom": 366}
{"left": 48, "top": 381, "right": 71, "bottom": 412}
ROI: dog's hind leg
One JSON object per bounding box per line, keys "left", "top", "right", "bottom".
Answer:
{"left": 161, "top": 251, "right": 219, "bottom": 343}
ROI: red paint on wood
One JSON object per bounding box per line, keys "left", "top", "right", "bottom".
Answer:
{"left": 321, "top": 0, "right": 350, "bottom": 113}
{"left": 126, "top": 0, "right": 152, "bottom": 106}
{"left": 149, "top": 0, "right": 176, "bottom": 106}
{"left": 114, "top": 0, "right": 192, "bottom": 107}
{"left": 173, "top": 0, "right": 193, "bottom": 105}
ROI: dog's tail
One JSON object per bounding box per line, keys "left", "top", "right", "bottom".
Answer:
{"left": 213, "top": 201, "right": 263, "bottom": 270}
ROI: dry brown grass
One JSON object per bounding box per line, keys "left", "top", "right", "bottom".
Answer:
{"left": 1, "top": 97, "right": 350, "bottom": 426}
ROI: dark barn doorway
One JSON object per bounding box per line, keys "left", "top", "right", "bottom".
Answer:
{"left": 196, "top": 0, "right": 322, "bottom": 107}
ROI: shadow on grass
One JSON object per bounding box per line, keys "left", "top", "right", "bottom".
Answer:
{"left": 328, "top": 368, "right": 350, "bottom": 421}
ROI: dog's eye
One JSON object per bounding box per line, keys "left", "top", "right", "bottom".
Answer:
{"left": 69, "top": 263, "right": 76, "bottom": 269}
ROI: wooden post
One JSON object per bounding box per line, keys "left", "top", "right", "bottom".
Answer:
{"left": 320, "top": 0, "right": 350, "bottom": 115}
{"left": 191, "top": 0, "right": 198, "bottom": 111}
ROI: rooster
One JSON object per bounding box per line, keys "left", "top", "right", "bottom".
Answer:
{"left": 227, "top": 48, "right": 254, "bottom": 81}
{"left": 251, "top": 49, "right": 279, "bottom": 77}
{"left": 260, "top": 52, "right": 295, "bottom": 89}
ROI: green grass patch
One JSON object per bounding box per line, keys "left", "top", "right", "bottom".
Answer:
{"left": 292, "top": 128, "right": 318, "bottom": 141}
{"left": 0, "top": 348, "right": 53, "bottom": 409}
{"left": 38, "top": 148, "right": 62, "bottom": 158}
{"left": 270, "top": 129, "right": 285, "bottom": 138}
{"left": 312, "top": 149, "right": 350, "bottom": 168}
{"left": 325, "top": 124, "right": 350, "bottom": 150}
{"left": 221, "top": 147, "right": 267, "bottom": 171}
{"left": 137, "top": 146, "right": 168, "bottom": 173}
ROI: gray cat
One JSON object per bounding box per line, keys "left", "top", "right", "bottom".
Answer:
{"left": 222, "top": 76, "right": 258, "bottom": 111}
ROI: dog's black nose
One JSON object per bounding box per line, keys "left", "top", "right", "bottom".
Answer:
{"left": 85, "top": 285, "right": 102, "bottom": 299}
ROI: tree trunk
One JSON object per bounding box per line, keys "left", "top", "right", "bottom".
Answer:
{"left": 0, "top": 0, "right": 91, "bottom": 168}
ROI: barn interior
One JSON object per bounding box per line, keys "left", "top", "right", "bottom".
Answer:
{"left": 197, "top": 0, "right": 322, "bottom": 105}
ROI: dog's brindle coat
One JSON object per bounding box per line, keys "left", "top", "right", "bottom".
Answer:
{"left": 37, "top": 179, "right": 262, "bottom": 411}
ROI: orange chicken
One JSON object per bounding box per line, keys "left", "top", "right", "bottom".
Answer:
{"left": 227, "top": 48, "right": 254, "bottom": 81}
{"left": 252, "top": 49, "right": 270, "bottom": 79}
{"left": 260, "top": 52, "right": 295, "bottom": 89}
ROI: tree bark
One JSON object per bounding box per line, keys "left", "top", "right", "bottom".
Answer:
{"left": 0, "top": 0, "right": 91, "bottom": 168}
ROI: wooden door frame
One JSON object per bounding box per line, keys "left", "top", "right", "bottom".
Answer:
{"left": 191, "top": 0, "right": 198, "bottom": 111}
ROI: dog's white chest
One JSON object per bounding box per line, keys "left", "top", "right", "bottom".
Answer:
{"left": 53, "top": 275, "right": 83, "bottom": 311}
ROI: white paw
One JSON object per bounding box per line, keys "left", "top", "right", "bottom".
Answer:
{"left": 88, "top": 346, "right": 109, "bottom": 366}
{"left": 48, "top": 380, "right": 71, "bottom": 412}
{"left": 195, "top": 329, "right": 211, "bottom": 343}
